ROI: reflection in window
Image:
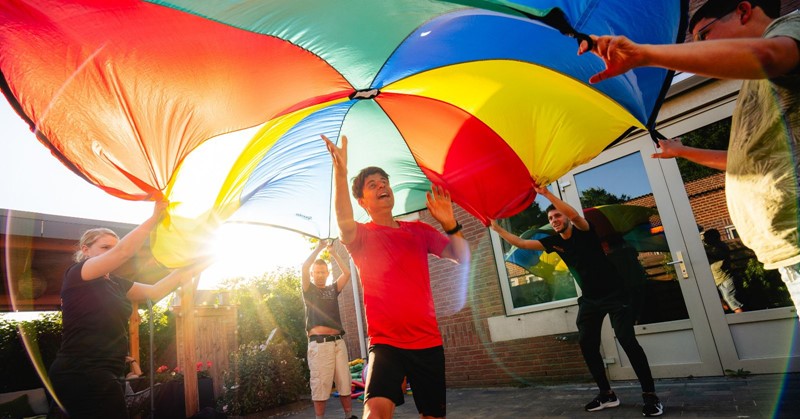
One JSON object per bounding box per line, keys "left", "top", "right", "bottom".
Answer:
{"left": 497, "top": 192, "right": 578, "bottom": 309}
{"left": 574, "top": 153, "right": 690, "bottom": 325}
{"left": 679, "top": 118, "right": 793, "bottom": 312}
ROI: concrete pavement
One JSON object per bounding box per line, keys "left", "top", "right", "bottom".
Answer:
{"left": 244, "top": 373, "right": 799, "bottom": 418}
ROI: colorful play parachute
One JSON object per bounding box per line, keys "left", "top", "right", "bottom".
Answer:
{"left": 0, "top": 0, "right": 687, "bottom": 267}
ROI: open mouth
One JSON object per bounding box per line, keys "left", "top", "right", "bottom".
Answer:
{"left": 378, "top": 192, "right": 390, "bottom": 199}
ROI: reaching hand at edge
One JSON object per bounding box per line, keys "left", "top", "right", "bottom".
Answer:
{"left": 651, "top": 137, "right": 686, "bottom": 159}
{"left": 578, "top": 35, "right": 646, "bottom": 84}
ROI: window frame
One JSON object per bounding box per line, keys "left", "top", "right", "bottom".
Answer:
{"left": 490, "top": 182, "right": 581, "bottom": 316}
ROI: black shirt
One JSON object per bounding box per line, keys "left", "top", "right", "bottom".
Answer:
{"left": 58, "top": 260, "right": 133, "bottom": 368}
{"left": 303, "top": 283, "right": 344, "bottom": 333}
{"left": 539, "top": 223, "right": 624, "bottom": 300}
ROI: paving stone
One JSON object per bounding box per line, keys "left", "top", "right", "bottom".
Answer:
{"left": 240, "top": 373, "right": 799, "bottom": 418}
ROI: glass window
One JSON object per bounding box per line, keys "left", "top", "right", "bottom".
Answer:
{"left": 494, "top": 187, "right": 578, "bottom": 310}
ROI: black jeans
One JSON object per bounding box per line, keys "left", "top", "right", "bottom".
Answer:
{"left": 576, "top": 296, "right": 655, "bottom": 393}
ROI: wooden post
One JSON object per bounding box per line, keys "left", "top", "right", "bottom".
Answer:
{"left": 129, "top": 302, "right": 140, "bottom": 362}
{"left": 175, "top": 291, "right": 238, "bottom": 399}
{"left": 179, "top": 279, "right": 199, "bottom": 417}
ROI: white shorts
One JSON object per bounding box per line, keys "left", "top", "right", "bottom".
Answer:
{"left": 307, "top": 338, "right": 351, "bottom": 401}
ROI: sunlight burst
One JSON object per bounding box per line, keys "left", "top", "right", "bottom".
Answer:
{"left": 199, "top": 223, "right": 311, "bottom": 289}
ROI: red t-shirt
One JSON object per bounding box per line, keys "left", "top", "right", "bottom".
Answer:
{"left": 345, "top": 221, "right": 449, "bottom": 349}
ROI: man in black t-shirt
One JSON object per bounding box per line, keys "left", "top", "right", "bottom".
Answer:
{"left": 301, "top": 240, "right": 357, "bottom": 419}
{"left": 491, "top": 186, "right": 663, "bottom": 417}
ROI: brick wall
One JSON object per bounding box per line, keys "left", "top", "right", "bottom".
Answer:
{"left": 626, "top": 173, "right": 731, "bottom": 236}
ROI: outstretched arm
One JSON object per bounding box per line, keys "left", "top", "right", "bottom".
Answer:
{"left": 578, "top": 35, "right": 799, "bottom": 83}
{"left": 330, "top": 241, "right": 352, "bottom": 292}
{"left": 426, "top": 185, "right": 470, "bottom": 264}
{"left": 126, "top": 258, "right": 212, "bottom": 303}
{"left": 490, "top": 220, "right": 545, "bottom": 251}
{"left": 651, "top": 138, "right": 727, "bottom": 170}
{"left": 302, "top": 240, "right": 326, "bottom": 292}
{"left": 536, "top": 186, "right": 589, "bottom": 231}
{"left": 81, "top": 201, "right": 168, "bottom": 281}
{"left": 321, "top": 134, "right": 358, "bottom": 244}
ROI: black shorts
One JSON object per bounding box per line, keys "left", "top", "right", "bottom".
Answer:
{"left": 365, "top": 344, "right": 446, "bottom": 417}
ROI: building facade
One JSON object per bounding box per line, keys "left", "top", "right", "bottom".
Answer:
{"left": 337, "top": 0, "right": 800, "bottom": 386}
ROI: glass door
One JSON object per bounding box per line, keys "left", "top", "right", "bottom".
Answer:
{"left": 656, "top": 102, "right": 800, "bottom": 374}
{"left": 560, "top": 136, "right": 723, "bottom": 379}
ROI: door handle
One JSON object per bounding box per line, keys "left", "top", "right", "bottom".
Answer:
{"left": 666, "top": 251, "right": 689, "bottom": 279}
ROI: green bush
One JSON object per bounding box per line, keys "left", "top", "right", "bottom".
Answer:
{"left": 223, "top": 269, "right": 308, "bottom": 366}
{"left": 740, "top": 259, "right": 793, "bottom": 309}
{"left": 137, "top": 303, "right": 177, "bottom": 372}
{"left": 217, "top": 340, "right": 307, "bottom": 415}
{"left": 0, "top": 312, "right": 62, "bottom": 392}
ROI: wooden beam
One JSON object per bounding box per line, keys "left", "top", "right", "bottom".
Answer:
{"left": 129, "top": 303, "right": 140, "bottom": 363}
{"left": 179, "top": 278, "right": 199, "bottom": 417}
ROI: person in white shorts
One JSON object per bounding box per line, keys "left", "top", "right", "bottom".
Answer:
{"left": 302, "top": 240, "right": 357, "bottom": 419}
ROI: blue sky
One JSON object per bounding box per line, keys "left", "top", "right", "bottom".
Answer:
{"left": 0, "top": 100, "right": 151, "bottom": 223}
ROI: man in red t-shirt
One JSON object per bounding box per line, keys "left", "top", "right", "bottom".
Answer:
{"left": 322, "top": 134, "right": 470, "bottom": 419}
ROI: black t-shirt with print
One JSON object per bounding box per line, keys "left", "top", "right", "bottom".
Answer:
{"left": 303, "top": 283, "right": 344, "bottom": 333}
{"left": 539, "top": 223, "right": 624, "bottom": 300}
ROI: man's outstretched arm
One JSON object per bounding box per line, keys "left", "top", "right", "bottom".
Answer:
{"left": 301, "top": 240, "right": 326, "bottom": 291}
{"left": 322, "top": 134, "right": 358, "bottom": 244}
{"left": 651, "top": 138, "right": 728, "bottom": 170}
{"left": 578, "top": 35, "right": 799, "bottom": 83}
{"left": 490, "top": 220, "right": 545, "bottom": 251}
{"left": 330, "top": 241, "right": 353, "bottom": 292}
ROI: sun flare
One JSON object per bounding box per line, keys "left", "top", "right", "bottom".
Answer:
{"left": 198, "top": 223, "right": 311, "bottom": 289}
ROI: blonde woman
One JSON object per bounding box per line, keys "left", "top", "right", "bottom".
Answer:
{"left": 48, "top": 201, "right": 204, "bottom": 418}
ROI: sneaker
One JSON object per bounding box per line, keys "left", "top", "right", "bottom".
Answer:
{"left": 584, "top": 392, "right": 620, "bottom": 412}
{"left": 642, "top": 393, "right": 664, "bottom": 417}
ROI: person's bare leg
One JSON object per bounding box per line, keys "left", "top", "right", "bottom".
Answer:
{"left": 340, "top": 393, "right": 353, "bottom": 417}
{"left": 314, "top": 400, "right": 327, "bottom": 418}
{"left": 364, "top": 396, "right": 395, "bottom": 419}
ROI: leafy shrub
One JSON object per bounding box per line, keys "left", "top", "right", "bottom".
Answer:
{"left": 0, "top": 312, "right": 62, "bottom": 392}
{"left": 740, "top": 259, "right": 793, "bottom": 309}
{"left": 137, "top": 303, "right": 177, "bottom": 373}
{"left": 217, "top": 340, "right": 307, "bottom": 415}
{"left": 223, "top": 269, "right": 308, "bottom": 367}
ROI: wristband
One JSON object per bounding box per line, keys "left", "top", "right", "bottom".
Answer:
{"left": 444, "top": 222, "right": 462, "bottom": 235}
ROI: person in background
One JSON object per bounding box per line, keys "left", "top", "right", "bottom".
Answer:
{"left": 491, "top": 186, "right": 663, "bottom": 417}
{"left": 703, "top": 228, "right": 745, "bottom": 313}
{"left": 322, "top": 133, "right": 470, "bottom": 419}
{"left": 48, "top": 201, "right": 207, "bottom": 418}
{"left": 301, "top": 239, "right": 356, "bottom": 419}
{"left": 578, "top": 0, "right": 800, "bottom": 314}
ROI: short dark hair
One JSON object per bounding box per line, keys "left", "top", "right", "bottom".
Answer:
{"left": 690, "top": 0, "right": 780, "bottom": 32}
{"left": 545, "top": 204, "right": 558, "bottom": 214}
{"left": 703, "top": 227, "right": 722, "bottom": 243}
{"left": 351, "top": 166, "right": 389, "bottom": 199}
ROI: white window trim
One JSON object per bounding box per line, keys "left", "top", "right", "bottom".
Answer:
{"left": 489, "top": 225, "right": 578, "bottom": 317}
